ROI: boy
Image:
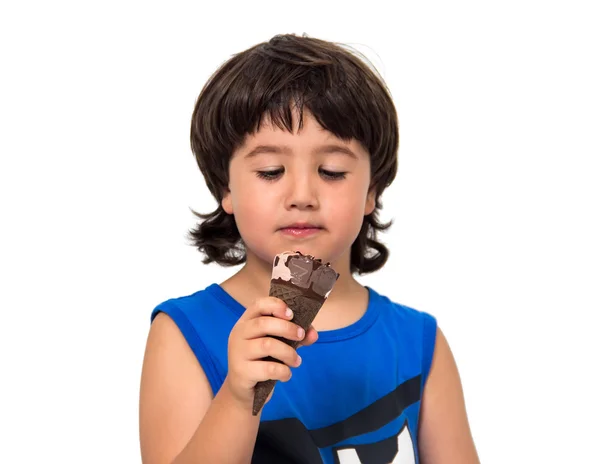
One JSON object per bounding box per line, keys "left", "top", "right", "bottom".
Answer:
{"left": 139, "top": 34, "right": 480, "bottom": 463}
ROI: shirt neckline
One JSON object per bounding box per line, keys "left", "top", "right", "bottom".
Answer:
{"left": 206, "top": 283, "right": 381, "bottom": 343}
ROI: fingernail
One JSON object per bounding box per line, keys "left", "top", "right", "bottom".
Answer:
{"left": 285, "top": 308, "right": 293, "bottom": 318}
{"left": 297, "top": 327, "right": 305, "bottom": 339}
{"left": 296, "top": 355, "right": 302, "bottom": 366}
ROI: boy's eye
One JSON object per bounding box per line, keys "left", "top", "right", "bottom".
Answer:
{"left": 256, "top": 169, "right": 284, "bottom": 181}
{"left": 319, "top": 169, "right": 347, "bottom": 180}
{"left": 255, "top": 168, "right": 347, "bottom": 181}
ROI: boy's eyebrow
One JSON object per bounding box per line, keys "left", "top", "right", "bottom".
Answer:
{"left": 244, "top": 144, "right": 358, "bottom": 159}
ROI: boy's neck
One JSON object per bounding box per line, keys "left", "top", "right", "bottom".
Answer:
{"left": 220, "top": 251, "right": 369, "bottom": 331}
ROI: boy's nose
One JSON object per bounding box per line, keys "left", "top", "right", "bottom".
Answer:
{"left": 284, "top": 176, "right": 319, "bottom": 210}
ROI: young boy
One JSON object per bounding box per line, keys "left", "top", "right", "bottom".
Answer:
{"left": 139, "top": 34, "right": 480, "bottom": 464}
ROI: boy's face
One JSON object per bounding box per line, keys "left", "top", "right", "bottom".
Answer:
{"left": 222, "top": 110, "right": 375, "bottom": 270}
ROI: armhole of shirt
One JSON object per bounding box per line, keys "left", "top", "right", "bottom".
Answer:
{"left": 151, "top": 302, "right": 221, "bottom": 396}
{"left": 420, "top": 312, "right": 438, "bottom": 393}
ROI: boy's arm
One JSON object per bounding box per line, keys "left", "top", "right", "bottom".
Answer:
{"left": 417, "top": 327, "right": 481, "bottom": 464}
{"left": 139, "top": 312, "right": 259, "bottom": 464}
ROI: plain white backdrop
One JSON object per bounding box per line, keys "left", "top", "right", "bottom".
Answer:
{"left": 1, "top": 0, "right": 598, "bottom": 462}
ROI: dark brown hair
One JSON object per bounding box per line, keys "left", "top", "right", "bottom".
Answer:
{"left": 187, "top": 34, "right": 399, "bottom": 274}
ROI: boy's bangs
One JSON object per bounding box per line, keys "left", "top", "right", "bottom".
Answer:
{"left": 222, "top": 59, "right": 377, "bottom": 151}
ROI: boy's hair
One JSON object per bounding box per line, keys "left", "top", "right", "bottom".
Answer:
{"left": 188, "top": 34, "right": 399, "bottom": 274}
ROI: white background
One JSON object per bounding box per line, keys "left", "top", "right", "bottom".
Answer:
{"left": 1, "top": 0, "right": 598, "bottom": 462}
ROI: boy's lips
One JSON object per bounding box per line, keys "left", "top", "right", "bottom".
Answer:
{"left": 278, "top": 222, "right": 324, "bottom": 238}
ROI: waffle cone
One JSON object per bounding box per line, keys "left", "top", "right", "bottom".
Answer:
{"left": 252, "top": 282, "right": 325, "bottom": 415}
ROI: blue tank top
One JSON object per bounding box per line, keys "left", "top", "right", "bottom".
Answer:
{"left": 151, "top": 284, "right": 437, "bottom": 464}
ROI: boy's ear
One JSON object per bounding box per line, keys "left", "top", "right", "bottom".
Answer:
{"left": 221, "top": 189, "right": 233, "bottom": 214}
{"left": 364, "top": 189, "right": 376, "bottom": 216}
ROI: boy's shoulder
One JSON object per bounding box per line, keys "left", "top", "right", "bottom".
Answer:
{"left": 150, "top": 283, "right": 240, "bottom": 323}
{"left": 148, "top": 283, "right": 239, "bottom": 397}
{"left": 366, "top": 286, "right": 438, "bottom": 362}
{"left": 368, "top": 286, "right": 436, "bottom": 324}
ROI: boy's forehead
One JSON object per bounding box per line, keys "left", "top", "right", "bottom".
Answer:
{"left": 235, "top": 131, "right": 365, "bottom": 162}
{"left": 232, "top": 108, "right": 367, "bottom": 158}
{"left": 246, "top": 123, "right": 342, "bottom": 144}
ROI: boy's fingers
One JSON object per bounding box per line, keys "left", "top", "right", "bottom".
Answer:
{"left": 298, "top": 326, "right": 318, "bottom": 348}
{"left": 249, "top": 361, "right": 293, "bottom": 383}
{"left": 245, "top": 297, "right": 291, "bottom": 319}
{"left": 246, "top": 316, "right": 304, "bottom": 342}
{"left": 246, "top": 337, "right": 301, "bottom": 367}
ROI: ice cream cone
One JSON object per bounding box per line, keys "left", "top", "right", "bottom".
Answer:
{"left": 252, "top": 251, "right": 338, "bottom": 415}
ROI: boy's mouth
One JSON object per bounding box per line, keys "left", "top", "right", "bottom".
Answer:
{"left": 278, "top": 222, "right": 324, "bottom": 238}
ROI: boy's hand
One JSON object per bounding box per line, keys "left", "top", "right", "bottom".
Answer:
{"left": 223, "top": 296, "right": 318, "bottom": 412}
